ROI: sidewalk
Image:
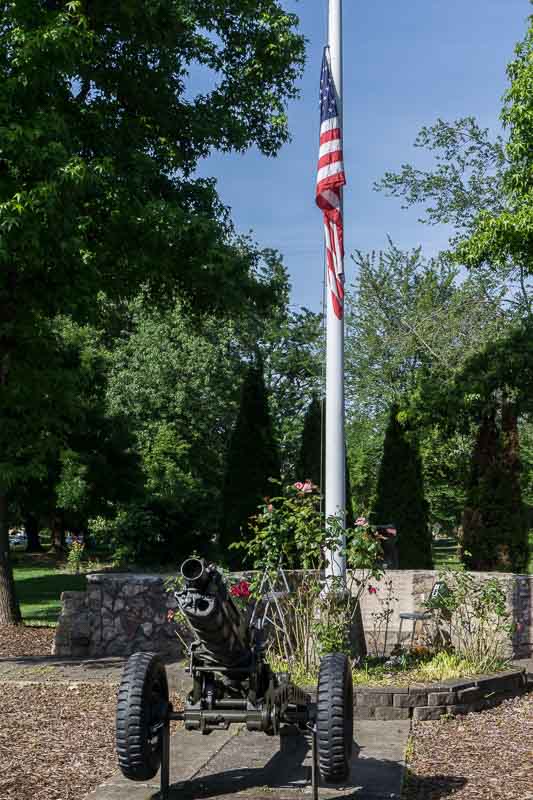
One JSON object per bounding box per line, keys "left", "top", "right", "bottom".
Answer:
{"left": 0, "top": 653, "right": 410, "bottom": 799}
{"left": 86, "top": 718, "right": 410, "bottom": 800}
{"left": 0, "top": 653, "right": 190, "bottom": 693}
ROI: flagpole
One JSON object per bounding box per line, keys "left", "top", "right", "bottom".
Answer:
{"left": 325, "top": 0, "right": 346, "bottom": 581}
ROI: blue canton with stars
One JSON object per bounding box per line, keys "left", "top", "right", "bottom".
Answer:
{"left": 320, "top": 49, "right": 339, "bottom": 124}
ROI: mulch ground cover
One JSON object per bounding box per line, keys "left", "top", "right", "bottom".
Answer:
{"left": 0, "top": 682, "right": 118, "bottom": 800}
{"left": 0, "top": 624, "right": 55, "bottom": 657}
{"left": 403, "top": 694, "right": 533, "bottom": 800}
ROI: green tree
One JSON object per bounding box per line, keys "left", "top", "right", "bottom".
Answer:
{"left": 104, "top": 295, "right": 247, "bottom": 560}
{"left": 0, "top": 1, "right": 305, "bottom": 621}
{"left": 371, "top": 405, "right": 432, "bottom": 569}
{"left": 296, "top": 396, "right": 323, "bottom": 487}
{"left": 462, "top": 404, "right": 528, "bottom": 573}
{"left": 375, "top": 116, "right": 533, "bottom": 315}
{"left": 296, "top": 396, "right": 355, "bottom": 526}
{"left": 456, "top": 18, "right": 533, "bottom": 288}
{"left": 221, "top": 361, "right": 280, "bottom": 567}
{"left": 344, "top": 243, "right": 503, "bottom": 528}
{"left": 235, "top": 264, "right": 323, "bottom": 478}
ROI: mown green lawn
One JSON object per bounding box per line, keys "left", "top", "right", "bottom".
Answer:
{"left": 431, "top": 536, "right": 461, "bottom": 570}
{"left": 13, "top": 556, "right": 87, "bottom": 625}
{"left": 432, "top": 532, "right": 533, "bottom": 574}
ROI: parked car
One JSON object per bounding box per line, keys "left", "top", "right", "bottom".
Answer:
{"left": 9, "top": 530, "right": 27, "bottom": 551}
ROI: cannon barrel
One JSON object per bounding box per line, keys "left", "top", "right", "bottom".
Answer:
{"left": 176, "top": 560, "right": 251, "bottom": 669}
{"left": 181, "top": 557, "right": 210, "bottom": 591}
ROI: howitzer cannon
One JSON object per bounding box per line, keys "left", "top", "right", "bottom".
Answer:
{"left": 116, "top": 558, "right": 354, "bottom": 798}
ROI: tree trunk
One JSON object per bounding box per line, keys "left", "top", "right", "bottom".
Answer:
{"left": 51, "top": 510, "right": 65, "bottom": 553}
{"left": 0, "top": 491, "right": 22, "bottom": 625}
{"left": 24, "top": 512, "right": 43, "bottom": 552}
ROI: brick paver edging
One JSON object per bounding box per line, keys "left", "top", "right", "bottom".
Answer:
{"left": 354, "top": 668, "right": 532, "bottom": 721}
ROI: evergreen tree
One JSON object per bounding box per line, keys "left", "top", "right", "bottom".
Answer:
{"left": 296, "top": 396, "right": 323, "bottom": 487}
{"left": 221, "top": 362, "right": 280, "bottom": 567}
{"left": 371, "top": 405, "right": 432, "bottom": 569}
{"left": 462, "top": 404, "right": 528, "bottom": 572}
{"left": 296, "top": 396, "right": 355, "bottom": 527}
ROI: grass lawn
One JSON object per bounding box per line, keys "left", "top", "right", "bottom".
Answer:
{"left": 431, "top": 536, "right": 461, "bottom": 570}
{"left": 12, "top": 554, "right": 87, "bottom": 625}
{"left": 432, "top": 532, "right": 533, "bottom": 573}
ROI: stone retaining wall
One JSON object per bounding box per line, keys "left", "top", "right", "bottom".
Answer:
{"left": 354, "top": 570, "right": 532, "bottom": 658}
{"left": 53, "top": 569, "right": 533, "bottom": 659}
{"left": 354, "top": 668, "right": 530, "bottom": 721}
{"left": 53, "top": 573, "right": 182, "bottom": 658}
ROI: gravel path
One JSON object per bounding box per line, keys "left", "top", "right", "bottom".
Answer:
{"left": 403, "top": 694, "right": 533, "bottom": 800}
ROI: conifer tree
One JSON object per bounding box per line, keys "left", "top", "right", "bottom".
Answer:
{"left": 296, "top": 396, "right": 354, "bottom": 527}
{"left": 462, "top": 404, "right": 528, "bottom": 572}
{"left": 371, "top": 405, "right": 432, "bottom": 568}
{"left": 296, "top": 396, "right": 323, "bottom": 487}
{"left": 221, "top": 362, "right": 280, "bottom": 567}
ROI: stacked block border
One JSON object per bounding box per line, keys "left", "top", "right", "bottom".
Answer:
{"left": 353, "top": 668, "right": 532, "bottom": 721}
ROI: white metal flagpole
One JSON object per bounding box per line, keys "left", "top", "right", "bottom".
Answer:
{"left": 325, "top": 0, "right": 346, "bottom": 581}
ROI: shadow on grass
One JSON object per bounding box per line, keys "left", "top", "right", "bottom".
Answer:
{"left": 14, "top": 569, "right": 87, "bottom": 623}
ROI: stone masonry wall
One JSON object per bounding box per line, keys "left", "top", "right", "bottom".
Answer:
{"left": 53, "top": 573, "right": 181, "bottom": 658}
{"left": 354, "top": 570, "right": 532, "bottom": 658}
{"left": 53, "top": 569, "right": 533, "bottom": 659}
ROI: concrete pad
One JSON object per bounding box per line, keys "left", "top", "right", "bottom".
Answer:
{"left": 84, "top": 718, "right": 410, "bottom": 800}
{"left": 85, "top": 726, "right": 240, "bottom": 800}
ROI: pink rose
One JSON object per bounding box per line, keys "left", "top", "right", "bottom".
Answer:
{"left": 367, "top": 585, "right": 377, "bottom": 595}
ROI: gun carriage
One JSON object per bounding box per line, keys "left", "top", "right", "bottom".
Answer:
{"left": 116, "top": 557, "right": 354, "bottom": 798}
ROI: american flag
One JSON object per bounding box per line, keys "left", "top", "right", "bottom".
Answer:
{"left": 316, "top": 48, "right": 346, "bottom": 320}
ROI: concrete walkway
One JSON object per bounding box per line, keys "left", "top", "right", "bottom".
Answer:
{"left": 86, "top": 718, "right": 410, "bottom": 800}
{"left": 0, "top": 654, "right": 191, "bottom": 693}
{"left": 0, "top": 654, "right": 410, "bottom": 799}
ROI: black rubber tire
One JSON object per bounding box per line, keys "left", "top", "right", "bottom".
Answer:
{"left": 316, "top": 652, "right": 353, "bottom": 783}
{"left": 116, "top": 651, "right": 169, "bottom": 781}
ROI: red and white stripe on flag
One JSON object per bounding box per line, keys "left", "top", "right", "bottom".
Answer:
{"left": 315, "top": 52, "right": 346, "bottom": 320}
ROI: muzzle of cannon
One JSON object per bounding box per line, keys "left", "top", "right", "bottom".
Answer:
{"left": 176, "top": 557, "right": 251, "bottom": 669}
{"left": 115, "top": 559, "right": 354, "bottom": 800}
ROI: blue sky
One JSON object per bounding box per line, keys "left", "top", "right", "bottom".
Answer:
{"left": 196, "top": 0, "right": 530, "bottom": 312}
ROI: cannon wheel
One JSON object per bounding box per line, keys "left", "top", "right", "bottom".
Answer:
{"left": 316, "top": 652, "right": 353, "bottom": 783}
{"left": 116, "top": 651, "right": 169, "bottom": 781}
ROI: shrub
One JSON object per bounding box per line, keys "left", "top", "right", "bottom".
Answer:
{"left": 371, "top": 404, "right": 432, "bottom": 569}
{"left": 462, "top": 405, "right": 528, "bottom": 573}
{"left": 66, "top": 537, "right": 86, "bottom": 574}
{"left": 234, "top": 484, "right": 386, "bottom": 668}
{"left": 220, "top": 362, "right": 280, "bottom": 568}
{"left": 424, "top": 567, "right": 513, "bottom": 673}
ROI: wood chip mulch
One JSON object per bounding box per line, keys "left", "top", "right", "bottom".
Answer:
{"left": 403, "top": 694, "right": 533, "bottom": 800}
{"left": 0, "top": 681, "right": 183, "bottom": 800}
{"left": 0, "top": 625, "right": 55, "bottom": 657}
{"left": 0, "top": 682, "right": 118, "bottom": 800}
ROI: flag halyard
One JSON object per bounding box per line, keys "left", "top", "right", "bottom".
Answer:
{"left": 316, "top": 48, "right": 346, "bottom": 320}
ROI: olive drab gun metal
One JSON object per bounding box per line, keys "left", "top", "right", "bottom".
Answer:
{"left": 115, "top": 558, "right": 354, "bottom": 799}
